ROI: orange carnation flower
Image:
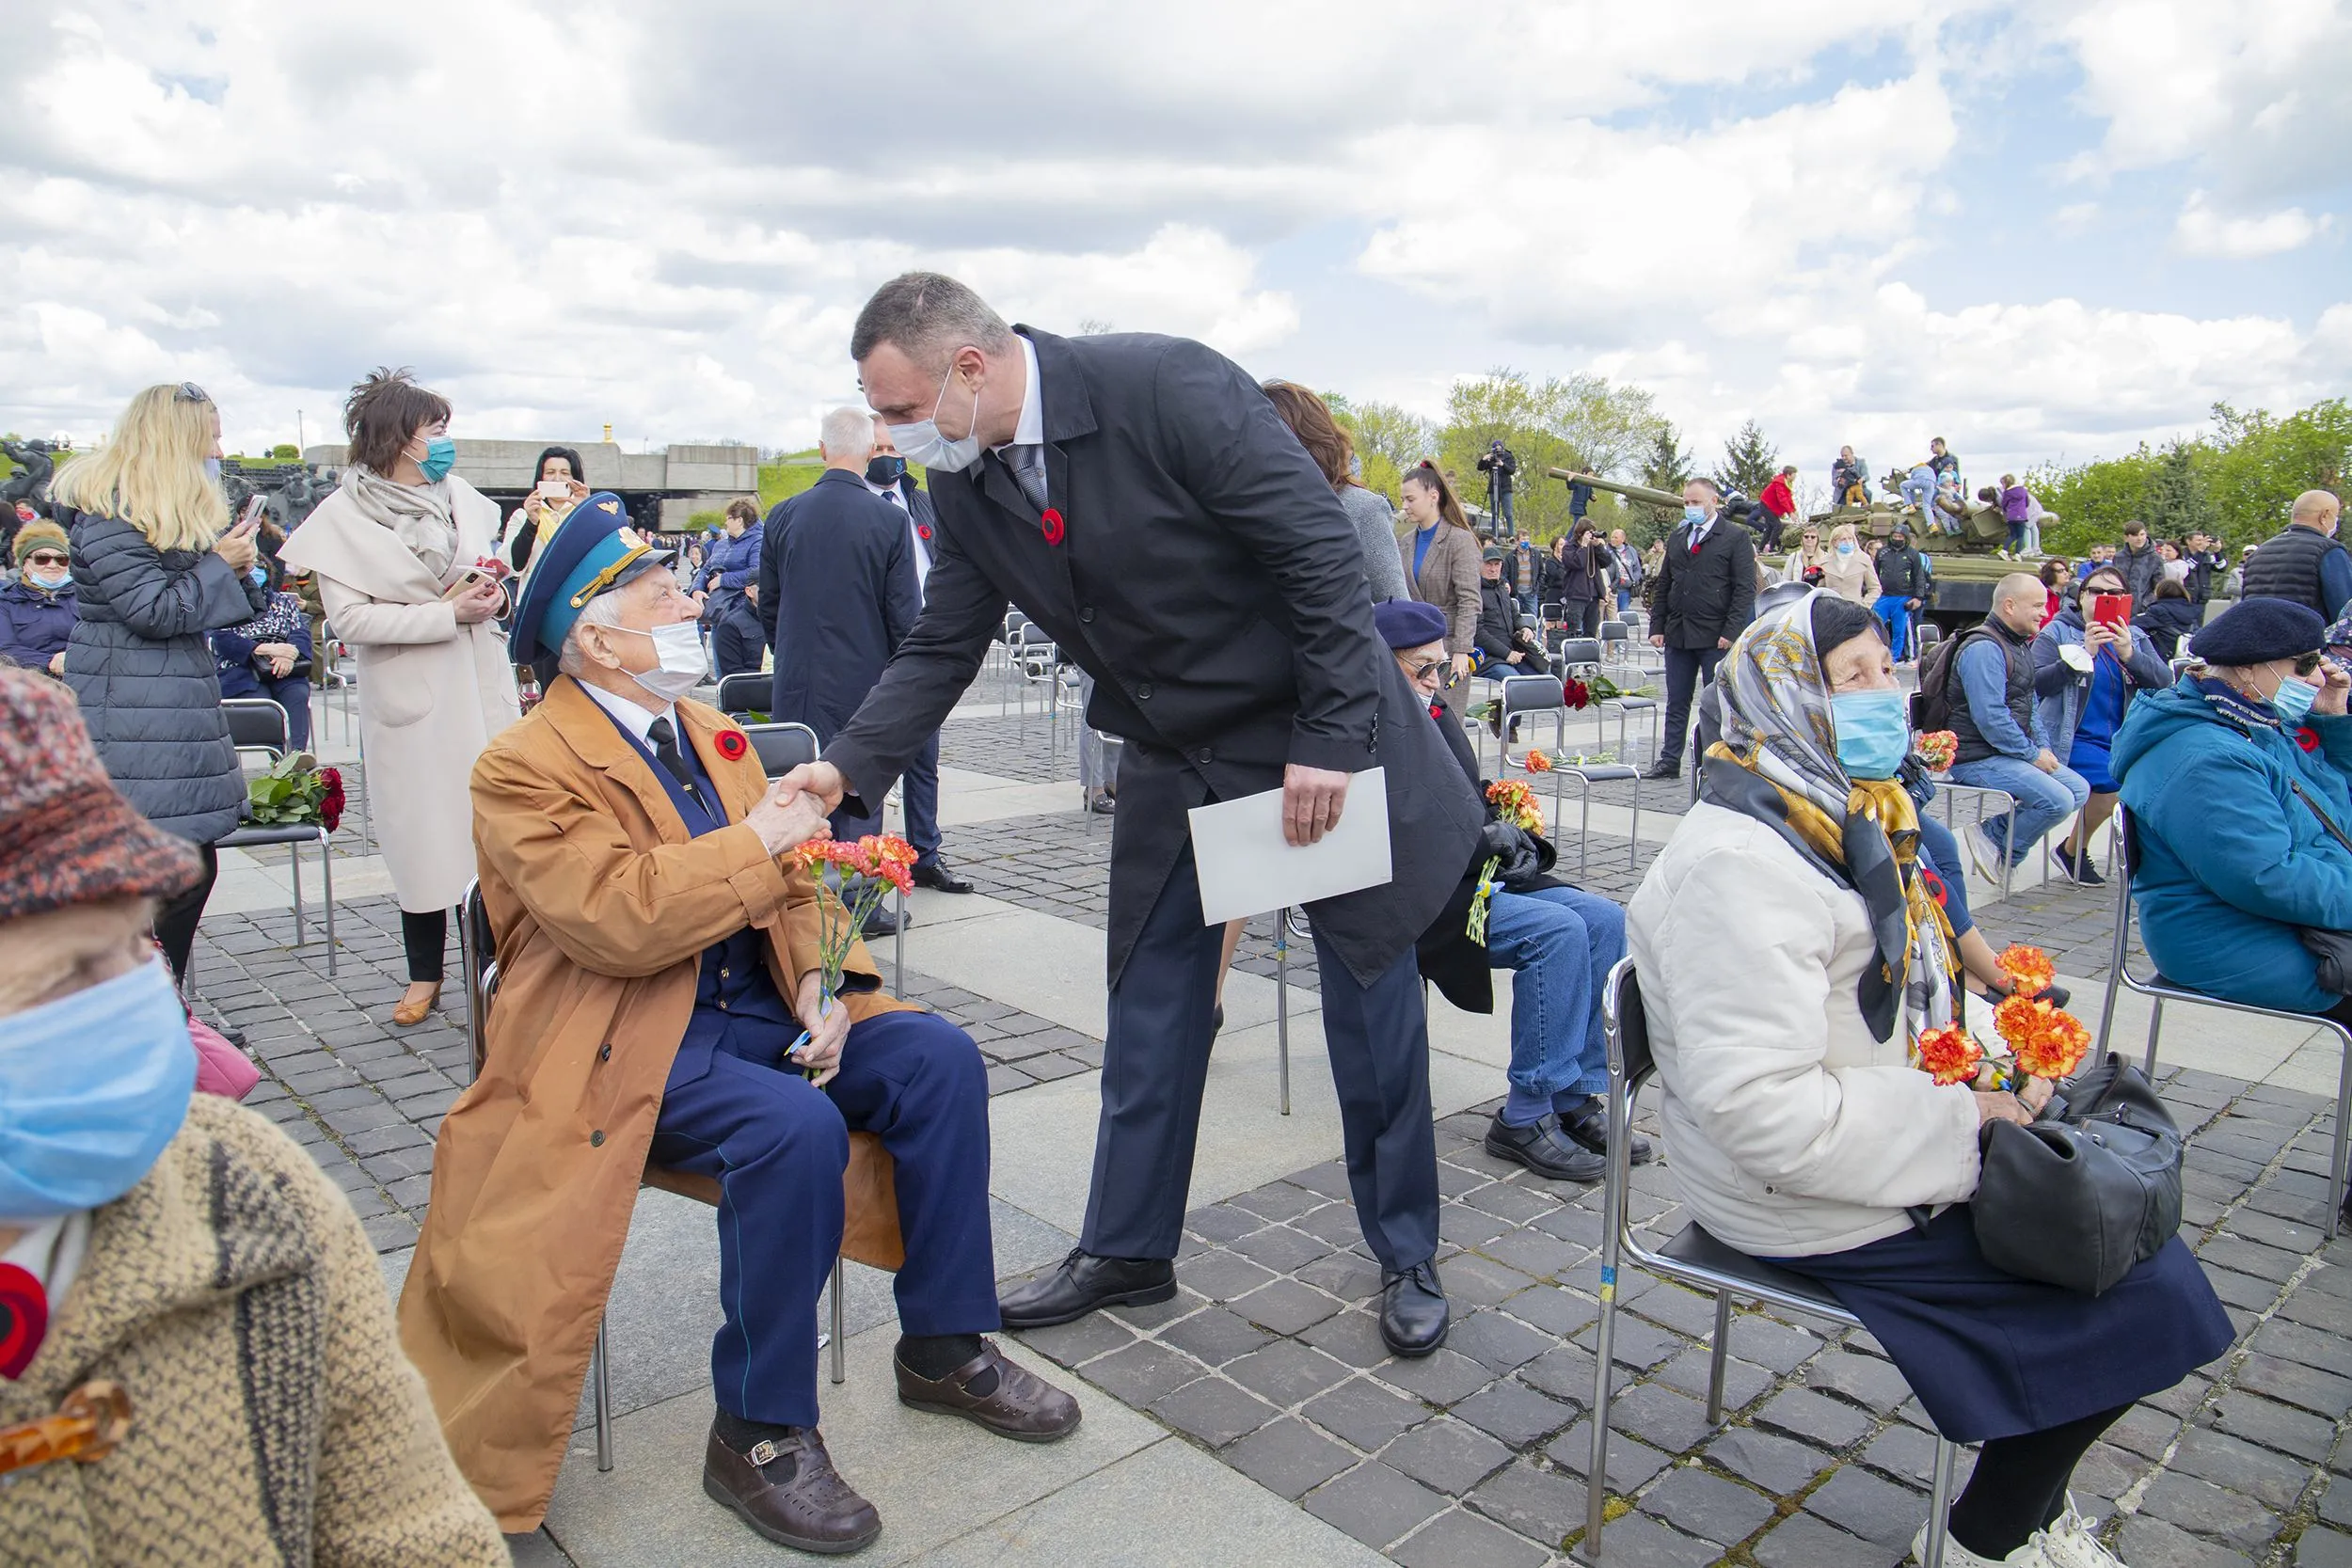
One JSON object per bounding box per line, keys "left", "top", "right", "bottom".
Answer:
{"left": 1524, "top": 749, "right": 1554, "bottom": 773}
{"left": 1993, "top": 992, "right": 2048, "bottom": 1049}
{"left": 1916, "top": 730, "right": 1959, "bottom": 771}
{"left": 1915, "top": 1023, "right": 1983, "bottom": 1086}
{"left": 2015, "top": 1008, "right": 2092, "bottom": 1081}
{"left": 1994, "top": 944, "right": 2056, "bottom": 1000}
{"left": 1486, "top": 779, "right": 1544, "bottom": 833}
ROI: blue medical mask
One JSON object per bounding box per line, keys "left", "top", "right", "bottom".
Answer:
{"left": 1836, "top": 542, "right": 1855, "bottom": 557}
{"left": 418, "top": 436, "right": 457, "bottom": 483}
{"left": 1682, "top": 505, "right": 1706, "bottom": 526}
{"left": 1830, "top": 688, "right": 1912, "bottom": 780}
{"left": 884, "top": 362, "right": 985, "bottom": 474}
{"left": 0, "top": 958, "right": 196, "bottom": 1218}
{"left": 203, "top": 457, "right": 222, "bottom": 482}
{"left": 2270, "top": 672, "right": 2320, "bottom": 726}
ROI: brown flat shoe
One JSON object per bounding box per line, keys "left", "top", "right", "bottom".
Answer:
{"left": 895, "top": 1338, "right": 1082, "bottom": 1442}
{"left": 389, "top": 986, "right": 439, "bottom": 1027}
{"left": 701, "top": 1421, "right": 880, "bottom": 1555}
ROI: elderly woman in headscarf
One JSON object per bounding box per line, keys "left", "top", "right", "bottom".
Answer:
{"left": 1627, "top": 590, "right": 2231, "bottom": 1568}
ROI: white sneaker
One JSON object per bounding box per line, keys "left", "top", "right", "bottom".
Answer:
{"left": 1910, "top": 1520, "right": 2024, "bottom": 1565}
{"left": 2036, "top": 1497, "right": 2124, "bottom": 1567}
{"left": 1963, "top": 823, "right": 2006, "bottom": 884}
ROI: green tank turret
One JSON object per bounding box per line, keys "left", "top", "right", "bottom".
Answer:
{"left": 1804, "top": 490, "right": 2043, "bottom": 634}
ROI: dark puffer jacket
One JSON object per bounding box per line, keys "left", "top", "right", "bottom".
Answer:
{"left": 63, "top": 509, "right": 265, "bottom": 842}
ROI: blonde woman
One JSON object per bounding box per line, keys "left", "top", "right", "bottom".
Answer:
{"left": 279, "top": 369, "right": 519, "bottom": 1026}
{"left": 54, "top": 381, "right": 268, "bottom": 980}
{"left": 1817, "top": 521, "right": 1882, "bottom": 607}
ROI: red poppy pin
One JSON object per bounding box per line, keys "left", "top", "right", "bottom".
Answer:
{"left": 2298, "top": 726, "right": 2322, "bottom": 753}
{"left": 917, "top": 523, "right": 933, "bottom": 542}
{"left": 1041, "top": 507, "right": 1065, "bottom": 546}
{"left": 714, "top": 729, "right": 749, "bottom": 762}
{"left": 0, "top": 1261, "right": 46, "bottom": 1379}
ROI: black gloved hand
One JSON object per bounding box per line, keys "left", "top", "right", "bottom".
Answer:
{"left": 1478, "top": 819, "right": 1544, "bottom": 888}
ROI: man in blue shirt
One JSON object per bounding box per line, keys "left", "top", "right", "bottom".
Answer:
{"left": 1947, "top": 573, "right": 2092, "bottom": 879}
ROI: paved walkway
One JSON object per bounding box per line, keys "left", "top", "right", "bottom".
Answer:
{"left": 186, "top": 673, "right": 2352, "bottom": 1566}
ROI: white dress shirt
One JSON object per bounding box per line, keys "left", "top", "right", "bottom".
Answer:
{"left": 579, "top": 677, "right": 676, "bottom": 749}
{"left": 867, "top": 478, "right": 932, "bottom": 601}
{"left": 995, "top": 333, "right": 1044, "bottom": 452}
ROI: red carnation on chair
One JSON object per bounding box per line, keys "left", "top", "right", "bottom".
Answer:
{"left": 316, "top": 767, "right": 345, "bottom": 834}
{"left": 1560, "top": 677, "right": 1592, "bottom": 711}
{"left": 714, "top": 729, "right": 749, "bottom": 762}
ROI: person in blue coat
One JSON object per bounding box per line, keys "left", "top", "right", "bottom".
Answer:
{"left": 694, "top": 499, "right": 764, "bottom": 677}
{"left": 2112, "top": 598, "right": 2352, "bottom": 1028}
{"left": 209, "top": 562, "right": 316, "bottom": 750}
{"left": 0, "top": 519, "right": 77, "bottom": 675}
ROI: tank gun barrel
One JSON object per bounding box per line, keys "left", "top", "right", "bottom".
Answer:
{"left": 1548, "top": 467, "right": 1686, "bottom": 509}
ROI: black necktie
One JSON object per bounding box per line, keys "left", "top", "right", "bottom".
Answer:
{"left": 646, "top": 716, "right": 704, "bottom": 805}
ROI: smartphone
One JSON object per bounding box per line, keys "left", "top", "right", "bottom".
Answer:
{"left": 235, "top": 495, "right": 267, "bottom": 532}
{"left": 535, "top": 479, "right": 569, "bottom": 500}
{"left": 2092, "top": 594, "right": 2132, "bottom": 628}
{"left": 439, "top": 566, "right": 495, "bottom": 603}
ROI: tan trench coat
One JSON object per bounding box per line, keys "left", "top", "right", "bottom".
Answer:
{"left": 395, "top": 676, "right": 910, "bottom": 1530}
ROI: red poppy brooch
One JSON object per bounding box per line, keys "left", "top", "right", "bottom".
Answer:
{"left": 917, "top": 523, "right": 933, "bottom": 542}
{"left": 714, "top": 729, "right": 749, "bottom": 762}
{"left": 1041, "top": 507, "right": 1065, "bottom": 546}
{"left": 2297, "top": 726, "right": 2321, "bottom": 752}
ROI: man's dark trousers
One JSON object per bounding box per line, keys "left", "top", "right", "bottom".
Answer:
{"left": 710, "top": 598, "right": 764, "bottom": 678}
{"left": 1658, "top": 645, "right": 1727, "bottom": 768}
{"left": 1083, "top": 840, "right": 1439, "bottom": 1274}
{"left": 902, "top": 733, "right": 945, "bottom": 868}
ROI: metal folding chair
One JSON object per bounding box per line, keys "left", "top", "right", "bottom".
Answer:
{"left": 714, "top": 672, "right": 770, "bottom": 721}
{"left": 2095, "top": 812, "right": 2352, "bottom": 1238}
{"left": 1934, "top": 783, "right": 2020, "bottom": 900}
{"left": 215, "top": 697, "right": 339, "bottom": 976}
{"left": 1582, "top": 960, "right": 1963, "bottom": 1566}
{"left": 1266, "top": 906, "right": 1311, "bottom": 1116}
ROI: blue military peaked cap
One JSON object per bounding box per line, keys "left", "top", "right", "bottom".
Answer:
{"left": 509, "top": 492, "right": 675, "bottom": 662}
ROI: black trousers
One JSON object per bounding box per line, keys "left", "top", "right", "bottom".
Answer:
{"left": 402, "top": 908, "right": 448, "bottom": 984}
{"left": 1564, "top": 599, "right": 1602, "bottom": 638}
{"left": 711, "top": 599, "right": 765, "bottom": 679}
{"left": 1083, "top": 844, "right": 1440, "bottom": 1273}
{"left": 152, "top": 842, "right": 219, "bottom": 982}
{"left": 1659, "top": 644, "right": 1727, "bottom": 766}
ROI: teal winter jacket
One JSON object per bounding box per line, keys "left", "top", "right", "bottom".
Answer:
{"left": 2110, "top": 682, "right": 2352, "bottom": 1013}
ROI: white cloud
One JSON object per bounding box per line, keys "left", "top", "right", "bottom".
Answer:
{"left": 2173, "top": 191, "right": 2328, "bottom": 259}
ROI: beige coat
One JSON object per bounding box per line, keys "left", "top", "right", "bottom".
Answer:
{"left": 1399, "top": 521, "right": 1484, "bottom": 657}
{"left": 1817, "top": 547, "right": 1881, "bottom": 607}
{"left": 0, "top": 1094, "right": 505, "bottom": 1566}
{"left": 397, "top": 677, "right": 911, "bottom": 1530}
{"left": 280, "top": 476, "right": 519, "bottom": 912}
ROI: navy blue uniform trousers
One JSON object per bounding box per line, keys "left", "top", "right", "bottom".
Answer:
{"left": 1085, "top": 843, "right": 1439, "bottom": 1274}
{"left": 599, "top": 703, "right": 997, "bottom": 1429}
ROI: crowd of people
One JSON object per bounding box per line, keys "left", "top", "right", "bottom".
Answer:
{"left": 3, "top": 278, "right": 2347, "bottom": 1565}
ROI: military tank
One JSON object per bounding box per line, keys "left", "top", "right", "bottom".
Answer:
{"left": 1548, "top": 467, "right": 2042, "bottom": 638}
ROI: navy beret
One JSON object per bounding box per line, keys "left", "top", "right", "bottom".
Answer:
{"left": 2188, "top": 597, "right": 2328, "bottom": 667}
{"left": 1373, "top": 598, "right": 1449, "bottom": 649}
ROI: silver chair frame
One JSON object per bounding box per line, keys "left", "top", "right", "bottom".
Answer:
{"left": 1582, "top": 959, "right": 1961, "bottom": 1566}
{"left": 1932, "top": 782, "right": 2019, "bottom": 901}
{"left": 216, "top": 696, "right": 339, "bottom": 977}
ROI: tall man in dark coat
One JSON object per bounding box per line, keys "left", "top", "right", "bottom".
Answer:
{"left": 1642, "top": 478, "right": 1757, "bottom": 781}
{"left": 779, "top": 273, "right": 1485, "bottom": 1356}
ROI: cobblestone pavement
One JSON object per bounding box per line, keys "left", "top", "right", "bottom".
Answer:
{"left": 186, "top": 895, "right": 1093, "bottom": 1257}
{"left": 1012, "top": 1073, "right": 2352, "bottom": 1568}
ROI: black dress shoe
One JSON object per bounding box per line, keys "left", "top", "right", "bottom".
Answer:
{"left": 913, "top": 858, "right": 975, "bottom": 895}
{"left": 999, "top": 1249, "right": 1175, "bottom": 1330}
{"left": 1484, "top": 1112, "right": 1607, "bottom": 1181}
{"left": 1379, "top": 1260, "right": 1450, "bottom": 1357}
{"left": 1642, "top": 758, "right": 1681, "bottom": 781}
{"left": 862, "top": 906, "right": 903, "bottom": 940}
{"left": 702, "top": 1421, "right": 881, "bottom": 1554}
{"left": 1556, "top": 1095, "right": 1653, "bottom": 1165}
{"left": 1089, "top": 792, "right": 1116, "bottom": 816}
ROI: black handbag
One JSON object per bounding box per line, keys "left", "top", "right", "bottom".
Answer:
{"left": 1972, "top": 1053, "right": 2184, "bottom": 1296}
{"left": 2286, "top": 780, "right": 2352, "bottom": 992}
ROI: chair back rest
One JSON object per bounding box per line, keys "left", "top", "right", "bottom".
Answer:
{"left": 1598, "top": 620, "right": 1629, "bottom": 641}
{"left": 715, "top": 672, "right": 769, "bottom": 718}
{"left": 1004, "top": 610, "right": 1029, "bottom": 639}
{"left": 459, "top": 879, "right": 500, "bottom": 1079}
{"left": 1602, "top": 958, "right": 1657, "bottom": 1099}
{"left": 1499, "top": 673, "right": 1566, "bottom": 720}
{"left": 1915, "top": 623, "right": 1943, "bottom": 651}
{"left": 221, "top": 697, "right": 291, "bottom": 757}
{"left": 1016, "top": 624, "right": 1056, "bottom": 648}
{"left": 1556, "top": 637, "right": 1601, "bottom": 668}
{"left": 742, "top": 721, "right": 819, "bottom": 776}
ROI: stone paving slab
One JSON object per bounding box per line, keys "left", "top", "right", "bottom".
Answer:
{"left": 1011, "top": 1072, "right": 2352, "bottom": 1568}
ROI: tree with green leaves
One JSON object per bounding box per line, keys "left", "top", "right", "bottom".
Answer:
{"left": 1712, "top": 419, "right": 1778, "bottom": 499}
{"left": 2027, "top": 398, "right": 2349, "bottom": 556}
{"left": 1428, "top": 369, "right": 1664, "bottom": 540}
{"left": 1329, "top": 399, "right": 1436, "bottom": 504}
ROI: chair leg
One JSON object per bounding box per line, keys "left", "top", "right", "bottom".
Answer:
{"left": 321, "top": 833, "right": 337, "bottom": 978}
{"left": 1923, "top": 1435, "right": 1958, "bottom": 1568}
{"left": 1627, "top": 778, "right": 1642, "bottom": 873}
{"left": 1581, "top": 1095, "right": 1632, "bottom": 1560}
{"left": 593, "top": 1315, "right": 614, "bottom": 1473}
{"left": 1276, "top": 911, "right": 1292, "bottom": 1117}
{"left": 2328, "top": 1023, "right": 2352, "bottom": 1242}
{"left": 830, "top": 1257, "right": 848, "bottom": 1386}
{"left": 2142, "top": 996, "right": 2165, "bottom": 1080}
{"left": 893, "top": 886, "right": 906, "bottom": 997}
{"left": 1578, "top": 781, "right": 1593, "bottom": 879}
{"left": 289, "top": 839, "right": 307, "bottom": 947}
{"left": 1704, "top": 1291, "right": 1733, "bottom": 1424}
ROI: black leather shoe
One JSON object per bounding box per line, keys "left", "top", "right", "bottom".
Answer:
{"left": 1089, "top": 792, "right": 1116, "bottom": 816}
{"left": 1642, "top": 758, "right": 1681, "bottom": 781}
{"left": 1379, "top": 1260, "right": 1450, "bottom": 1357}
{"left": 702, "top": 1421, "right": 881, "bottom": 1555}
{"left": 999, "top": 1249, "right": 1175, "bottom": 1330}
{"left": 913, "top": 858, "right": 975, "bottom": 895}
{"left": 862, "top": 906, "right": 902, "bottom": 940}
{"left": 1485, "top": 1112, "right": 1607, "bottom": 1182}
{"left": 1556, "top": 1096, "right": 1653, "bottom": 1165}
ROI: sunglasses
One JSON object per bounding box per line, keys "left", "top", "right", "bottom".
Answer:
{"left": 24, "top": 552, "right": 68, "bottom": 567}
{"left": 1405, "top": 657, "right": 1448, "bottom": 683}
{"left": 2293, "top": 653, "right": 2325, "bottom": 677}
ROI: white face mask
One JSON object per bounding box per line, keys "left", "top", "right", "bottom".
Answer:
{"left": 884, "top": 359, "right": 986, "bottom": 474}
{"left": 603, "top": 620, "right": 707, "bottom": 701}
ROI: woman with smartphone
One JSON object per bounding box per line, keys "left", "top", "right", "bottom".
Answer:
{"left": 499, "top": 445, "right": 589, "bottom": 573}
{"left": 279, "top": 369, "right": 520, "bottom": 1026}
{"left": 2032, "top": 563, "right": 2176, "bottom": 883}
{"left": 50, "top": 382, "right": 270, "bottom": 981}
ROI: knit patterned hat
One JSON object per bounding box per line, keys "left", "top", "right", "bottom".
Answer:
{"left": 10, "top": 519, "right": 67, "bottom": 566}
{"left": 0, "top": 668, "right": 201, "bottom": 922}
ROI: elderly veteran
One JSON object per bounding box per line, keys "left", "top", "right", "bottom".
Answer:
{"left": 0, "top": 668, "right": 504, "bottom": 1564}
{"left": 395, "top": 496, "right": 1077, "bottom": 1555}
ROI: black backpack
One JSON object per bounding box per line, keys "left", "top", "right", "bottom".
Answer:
{"left": 1913, "top": 627, "right": 1994, "bottom": 735}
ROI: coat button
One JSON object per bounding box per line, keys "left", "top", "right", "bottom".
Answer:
{"left": 1196, "top": 748, "right": 1213, "bottom": 766}
{"left": 1079, "top": 607, "right": 1096, "bottom": 624}
{"left": 597, "top": 1043, "right": 612, "bottom": 1062}
{"left": 590, "top": 1130, "right": 606, "bottom": 1148}
{"left": 1136, "top": 683, "right": 1152, "bottom": 700}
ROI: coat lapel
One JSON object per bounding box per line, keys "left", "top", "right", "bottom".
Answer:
{"left": 676, "top": 700, "right": 761, "bottom": 825}
{"left": 538, "top": 678, "right": 689, "bottom": 844}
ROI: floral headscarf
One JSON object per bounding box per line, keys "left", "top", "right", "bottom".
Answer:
{"left": 1706, "top": 590, "right": 1960, "bottom": 1045}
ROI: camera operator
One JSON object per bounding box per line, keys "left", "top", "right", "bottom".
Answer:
{"left": 1477, "top": 440, "right": 1518, "bottom": 536}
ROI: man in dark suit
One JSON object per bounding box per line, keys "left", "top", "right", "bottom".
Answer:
{"left": 780, "top": 273, "right": 1485, "bottom": 1356}
{"left": 1642, "top": 478, "right": 1756, "bottom": 781}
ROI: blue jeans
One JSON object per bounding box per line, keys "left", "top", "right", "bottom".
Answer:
{"left": 1915, "top": 812, "right": 1973, "bottom": 938}
{"left": 1482, "top": 884, "right": 1627, "bottom": 1106}
{"left": 1615, "top": 587, "right": 1631, "bottom": 614}
{"left": 1947, "top": 754, "right": 2091, "bottom": 867}
{"left": 1872, "top": 594, "right": 1915, "bottom": 659}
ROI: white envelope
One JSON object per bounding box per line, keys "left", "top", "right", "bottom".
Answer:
{"left": 1186, "top": 768, "right": 1394, "bottom": 926}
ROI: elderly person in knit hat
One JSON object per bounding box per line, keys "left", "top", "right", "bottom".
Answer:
{"left": 0, "top": 667, "right": 503, "bottom": 1564}
{"left": 2113, "top": 600, "right": 2352, "bottom": 1184}
{"left": 0, "top": 520, "right": 75, "bottom": 676}
{"left": 1373, "top": 599, "right": 1638, "bottom": 1184}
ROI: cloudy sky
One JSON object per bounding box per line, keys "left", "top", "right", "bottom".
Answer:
{"left": 2, "top": 0, "right": 2345, "bottom": 486}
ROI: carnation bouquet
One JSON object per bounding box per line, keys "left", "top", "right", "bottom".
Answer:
{"left": 244, "top": 753, "right": 344, "bottom": 832}
{"left": 1915, "top": 730, "right": 1959, "bottom": 772}
{"left": 1466, "top": 781, "right": 1546, "bottom": 945}
{"left": 1908, "top": 944, "right": 2091, "bottom": 1092}
{"left": 785, "top": 832, "right": 917, "bottom": 1075}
